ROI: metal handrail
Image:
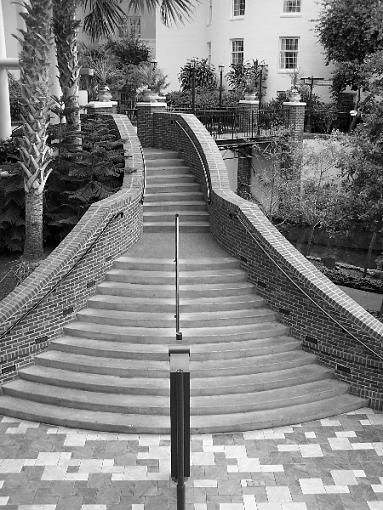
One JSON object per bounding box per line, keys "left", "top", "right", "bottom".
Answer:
{"left": 140, "top": 145, "right": 146, "bottom": 204}
{"left": 175, "top": 120, "right": 212, "bottom": 204}
{"left": 175, "top": 213, "right": 182, "bottom": 341}
{"left": 236, "top": 213, "right": 383, "bottom": 363}
{"left": 0, "top": 211, "right": 123, "bottom": 342}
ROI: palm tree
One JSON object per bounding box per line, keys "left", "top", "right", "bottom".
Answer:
{"left": 53, "top": 0, "right": 196, "bottom": 132}
{"left": 17, "top": 0, "right": 53, "bottom": 262}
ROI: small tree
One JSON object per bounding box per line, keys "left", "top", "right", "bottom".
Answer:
{"left": 179, "top": 58, "right": 217, "bottom": 91}
{"left": 316, "top": 0, "right": 383, "bottom": 100}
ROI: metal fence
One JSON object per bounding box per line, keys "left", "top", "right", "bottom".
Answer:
{"left": 304, "top": 108, "right": 351, "bottom": 134}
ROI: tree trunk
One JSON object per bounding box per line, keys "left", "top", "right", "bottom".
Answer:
{"left": 304, "top": 224, "right": 316, "bottom": 257}
{"left": 24, "top": 190, "right": 44, "bottom": 261}
{"left": 363, "top": 229, "right": 378, "bottom": 278}
{"left": 53, "top": 0, "right": 81, "bottom": 148}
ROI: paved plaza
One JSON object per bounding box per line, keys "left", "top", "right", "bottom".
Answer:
{"left": 0, "top": 408, "right": 382, "bottom": 509}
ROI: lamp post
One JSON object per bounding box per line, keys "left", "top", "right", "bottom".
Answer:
{"left": 150, "top": 59, "right": 158, "bottom": 70}
{"left": 191, "top": 58, "right": 196, "bottom": 114}
{"left": 218, "top": 65, "right": 224, "bottom": 108}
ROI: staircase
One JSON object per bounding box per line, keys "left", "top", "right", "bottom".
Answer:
{"left": 0, "top": 148, "right": 366, "bottom": 433}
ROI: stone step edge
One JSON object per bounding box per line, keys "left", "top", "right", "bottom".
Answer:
{"left": 0, "top": 395, "right": 367, "bottom": 434}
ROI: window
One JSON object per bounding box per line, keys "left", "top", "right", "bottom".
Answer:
{"left": 280, "top": 37, "right": 299, "bottom": 69}
{"left": 283, "top": 0, "right": 301, "bottom": 13}
{"left": 233, "top": 0, "right": 245, "bottom": 17}
{"left": 231, "top": 39, "right": 244, "bottom": 65}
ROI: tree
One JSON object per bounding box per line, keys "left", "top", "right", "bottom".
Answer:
{"left": 17, "top": 0, "right": 53, "bottom": 262}
{"left": 179, "top": 58, "right": 217, "bottom": 91}
{"left": 316, "top": 0, "right": 383, "bottom": 99}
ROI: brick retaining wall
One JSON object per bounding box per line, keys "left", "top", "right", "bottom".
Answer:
{"left": 153, "top": 111, "right": 383, "bottom": 409}
{"left": 0, "top": 114, "right": 144, "bottom": 385}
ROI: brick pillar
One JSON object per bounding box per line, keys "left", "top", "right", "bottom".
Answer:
{"left": 283, "top": 101, "right": 306, "bottom": 140}
{"left": 136, "top": 101, "right": 167, "bottom": 148}
{"left": 86, "top": 101, "right": 118, "bottom": 115}
{"left": 238, "top": 99, "right": 259, "bottom": 137}
{"left": 237, "top": 146, "right": 253, "bottom": 199}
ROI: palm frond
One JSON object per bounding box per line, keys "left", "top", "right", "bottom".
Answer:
{"left": 128, "top": 0, "right": 197, "bottom": 25}
{"left": 83, "top": 0, "right": 128, "bottom": 40}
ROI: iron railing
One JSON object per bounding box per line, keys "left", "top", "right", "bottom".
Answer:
{"left": 139, "top": 145, "right": 146, "bottom": 204}
{"left": 175, "top": 213, "right": 182, "bottom": 340}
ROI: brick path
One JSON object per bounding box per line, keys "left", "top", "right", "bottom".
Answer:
{"left": 0, "top": 408, "right": 383, "bottom": 509}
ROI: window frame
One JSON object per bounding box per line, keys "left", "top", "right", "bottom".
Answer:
{"left": 232, "top": 0, "right": 245, "bottom": 17}
{"left": 279, "top": 36, "right": 299, "bottom": 71}
{"left": 283, "top": 0, "right": 301, "bottom": 13}
{"left": 231, "top": 38, "right": 244, "bottom": 66}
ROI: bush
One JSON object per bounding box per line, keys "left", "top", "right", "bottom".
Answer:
{"left": 179, "top": 58, "right": 217, "bottom": 91}
{"left": 167, "top": 88, "right": 244, "bottom": 109}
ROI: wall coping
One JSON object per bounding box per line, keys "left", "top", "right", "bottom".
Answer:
{"left": 283, "top": 101, "right": 307, "bottom": 106}
{"left": 0, "top": 114, "right": 144, "bottom": 335}
{"left": 86, "top": 101, "right": 118, "bottom": 108}
{"left": 155, "top": 111, "right": 383, "bottom": 358}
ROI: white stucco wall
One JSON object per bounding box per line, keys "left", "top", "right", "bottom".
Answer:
{"left": 157, "top": 0, "right": 333, "bottom": 101}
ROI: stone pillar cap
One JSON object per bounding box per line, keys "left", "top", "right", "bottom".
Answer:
{"left": 282, "top": 101, "right": 307, "bottom": 106}
{"left": 136, "top": 101, "right": 167, "bottom": 107}
{"left": 87, "top": 101, "right": 118, "bottom": 107}
{"left": 238, "top": 100, "right": 260, "bottom": 105}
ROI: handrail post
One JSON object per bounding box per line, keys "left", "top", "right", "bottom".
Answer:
{"left": 169, "top": 347, "right": 190, "bottom": 510}
{"left": 175, "top": 213, "right": 182, "bottom": 341}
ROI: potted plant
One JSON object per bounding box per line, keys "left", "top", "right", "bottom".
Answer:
{"left": 135, "top": 63, "right": 169, "bottom": 102}
{"left": 288, "top": 70, "right": 302, "bottom": 102}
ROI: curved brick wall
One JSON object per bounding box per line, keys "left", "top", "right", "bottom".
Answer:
{"left": 0, "top": 114, "right": 144, "bottom": 385}
{"left": 153, "top": 111, "right": 383, "bottom": 409}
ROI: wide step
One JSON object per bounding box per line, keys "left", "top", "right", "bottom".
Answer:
{"left": 0, "top": 394, "right": 366, "bottom": 434}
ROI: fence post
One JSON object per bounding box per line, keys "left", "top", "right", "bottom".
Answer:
{"left": 136, "top": 100, "right": 167, "bottom": 147}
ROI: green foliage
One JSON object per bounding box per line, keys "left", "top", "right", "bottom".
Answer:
{"left": 82, "top": 0, "right": 128, "bottom": 41}
{"left": 45, "top": 116, "right": 124, "bottom": 244}
{"left": 8, "top": 74, "right": 22, "bottom": 122}
{"left": 106, "top": 34, "right": 151, "bottom": 67}
{"left": 0, "top": 137, "right": 25, "bottom": 252}
{"left": 317, "top": 0, "right": 383, "bottom": 64}
{"left": 316, "top": 0, "right": 383, "bottom": 97}
{"left": 127, "top": 0, "right": 196, "bottom": 26}
{"left": 179, "top": 58, "right": 217, "bottom": 91}
{"left": 226, "top": 61, "right": 268, "bottom": 96}
{"left": 134, "top": 63, "right": 169, "bottom": 94}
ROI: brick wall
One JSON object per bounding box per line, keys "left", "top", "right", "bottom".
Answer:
{"left": 0, "top": 114, "right": 144, "bottom": 386}
{"left": 153, "top": 111, "right": 383, "bottom": 410}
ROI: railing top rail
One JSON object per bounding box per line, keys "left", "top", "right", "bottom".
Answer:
{"left": 236, "top": 212, "right": 383, "bottom": 363}
{"left": 175, "top": 120, "right": 212, "bottom": 204}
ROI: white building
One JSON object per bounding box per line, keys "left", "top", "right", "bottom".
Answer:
{"left": 155, "top": 0, "right": 333, "bottom": 100}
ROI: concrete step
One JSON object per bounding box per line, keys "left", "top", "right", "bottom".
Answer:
{"left": 113, "top": 256, "right": 238, "bottom": 272}
{"left": 144, "top": 221, "right": 210, "bottom": 233}
{"left": 87, "top": 294, "right": 263, "bottom": 312}
{"left": 146, "top": 158, "right": 185, "bottom": 168}
{"left": 105, "top": 268, "right": 246, "bottom": 285}
{"left": 0, "top": 394, "right": 366, "bottom": 433}
{"left": 144, "top": 211, "right": 209, "bottom": 222}
{"left": 50, "top": 335, "right": 300, "bottom": 361}
{"left": 146, "top": 182, "right": 201, "bottom": 194}
{"left": 143, "top": 150, "right": 179, "bottom": 160}
{"left": 96, "top": 280, "right": 256, "bottom": 298}
{"left": 2, "top": 378, "right": 350, "bottom": 416}
{"left": 76, "top": 306, "right": 276, "bottom": 328}
{"left": 144, "top": 201, "right": 207, "bottom": 212}
{"left": 144, "top": 192, "right": 204, "bottom": 203}
{"left": 146, "top": 166, "right": 192, "bottom": 175}
{"left": 34, "top": 349, "right": 314, "bottom": 378}
{"left": 147, "top": 173, "right": 196, "bottom": 183}
{"left": 20, "top": 361, "right": 331, "bottom": 396}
